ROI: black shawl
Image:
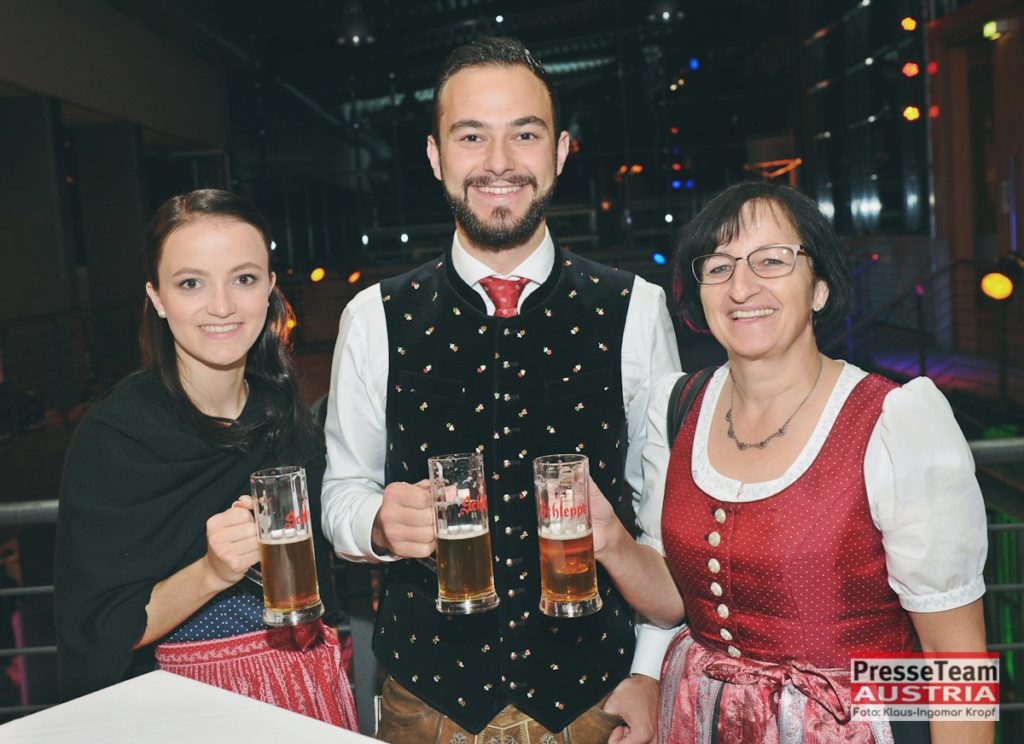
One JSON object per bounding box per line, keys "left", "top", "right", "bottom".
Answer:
{"left": 55, "top": 371, "right": 336, "bottom": 700}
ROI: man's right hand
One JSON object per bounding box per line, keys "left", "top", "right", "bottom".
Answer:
{"left": 371, "top": 480, "right": 435, "bottom": 558}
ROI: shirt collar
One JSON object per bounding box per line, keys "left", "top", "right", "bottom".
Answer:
{"left": 450, "top": 228, "right": 555, "bottom": 287}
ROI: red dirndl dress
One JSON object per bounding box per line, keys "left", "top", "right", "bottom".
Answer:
{"left": 659, "top": 373, "right": 915, "bottom": 744}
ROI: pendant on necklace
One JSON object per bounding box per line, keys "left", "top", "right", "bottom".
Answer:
{"left": 725, "top": 355, "right": 824, "bottom": 451}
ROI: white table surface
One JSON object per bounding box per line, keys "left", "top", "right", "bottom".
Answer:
{"left": 0, "top": 670, "right": 380, "bottom": 743}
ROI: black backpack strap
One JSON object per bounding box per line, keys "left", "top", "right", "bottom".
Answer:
{"left": 667, "top": 367, "right": 717, "bottom": 448}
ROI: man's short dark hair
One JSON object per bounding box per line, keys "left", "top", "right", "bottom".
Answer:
{"left": 432, "top": 36, "right": 560, "bottom": 143}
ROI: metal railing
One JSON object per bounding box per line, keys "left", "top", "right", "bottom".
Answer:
{"left": 0, "top": 512, "right": 377, "bottom": 730}
{"left": 0, "top": 437, "right": 1021, "bottom": 729}
{"left": 823, "top": 259, "right": 1023, "bottom": 405}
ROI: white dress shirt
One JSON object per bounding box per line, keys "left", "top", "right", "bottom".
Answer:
{"left": 637, "top": 362, "right": 988, "bottom": 613}
{"left": 322, "top": 227, "right": 682, "bottom": 678}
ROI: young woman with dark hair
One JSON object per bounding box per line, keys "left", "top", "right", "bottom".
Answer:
{"left": 55, "top": 189, "right": 357, "bottom": 729}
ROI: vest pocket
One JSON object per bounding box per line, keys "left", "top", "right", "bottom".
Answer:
{"left": 544, "top": 367, "right": 615, "bottom": 401}
{"left": 398, "top": 370, "right": 467, "bottom": 402}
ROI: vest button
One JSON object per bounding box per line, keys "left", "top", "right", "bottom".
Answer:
{"left": 714, "top": 508, "right": 727, "bottom": 524}
{"left": 708, "top": 531, "right": 721, "bottom": 547}
{"left": 717, "top": 604, "right": 729, "bottom": 619}
{"left": 727, "top": 645, "right": 741, "bottom": 658}
{"left": 707, "top": 558, "right": 721, "bottom": 573}
{"left": 720, "top": 628, "right": 733, "bottom": 641}
{"left": 710, "top": 582, "right": 723, "bottom": 597}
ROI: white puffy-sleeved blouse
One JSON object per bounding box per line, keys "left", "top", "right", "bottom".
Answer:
{"left": 637, "top": 362, "right": 988, "bottom": 614}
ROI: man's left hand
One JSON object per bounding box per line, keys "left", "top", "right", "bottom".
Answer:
{"left": 602, "top": 673, "right": 659, "bottom": 743}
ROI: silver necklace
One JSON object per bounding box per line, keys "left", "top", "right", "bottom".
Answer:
{"left": 725, "top": 355, "right": 824, "bottom": 451}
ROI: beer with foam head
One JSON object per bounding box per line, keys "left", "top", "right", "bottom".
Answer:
{"left": 538, "top": 528, "right": 599, "bottom": 605}
{"left": 534, "top": 454, "right": 602, "bottom": 618}
{"left": 429, "top": 453, "right": 500, "bottom": 614}
{"left": 436, "top": 525, "right": 495, "bottom": 603}
{"left": 250, "top": 466, "right": 325, "bottom": 626}
{"left": 259, "top": 532, "right": 320, "bottom": 613}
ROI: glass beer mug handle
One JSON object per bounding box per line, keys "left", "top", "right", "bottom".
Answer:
{"left": 244, "top": 566, "right": 263, "bottom": 587}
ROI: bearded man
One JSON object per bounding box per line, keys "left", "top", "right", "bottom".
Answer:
{"left": 322, "top": 35, "right": 680, "bottom": 744}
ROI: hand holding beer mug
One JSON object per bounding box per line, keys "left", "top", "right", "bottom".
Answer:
{"left": 429, "top": 453, "right": 500, "bottom": 615}
{"left": 250, "top": 466, "right": 325, "bottom": 626}
{"left": 534, "top": 454, "right": 602, "bottom": 618}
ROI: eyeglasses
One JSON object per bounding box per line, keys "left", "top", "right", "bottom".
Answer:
{"left": 692, "top": 244, "right": 809, "bottom": 285}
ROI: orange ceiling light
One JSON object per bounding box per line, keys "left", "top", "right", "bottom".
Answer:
{"left": 980, "top": 272, "right": 1013, "bottom": 300}
{"left": 742, "top": 158, "right": 803, "bottom": 180}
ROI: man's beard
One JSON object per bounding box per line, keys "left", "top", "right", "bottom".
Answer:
{"left": 443, "top": 174, "right": 556, "bottom": 251}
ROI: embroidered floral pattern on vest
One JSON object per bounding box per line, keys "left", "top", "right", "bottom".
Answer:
{"left": 376, "top": 248, "right": 636, "bottom": 733}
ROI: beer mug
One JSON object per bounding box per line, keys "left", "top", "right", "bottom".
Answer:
{"left": 250, "top": 466, "right": 325, "bottom": 626}
{"left": 534, "top": 454, "right": 602, "bottom": 618}
{"left": 428, "top": 453, "right": 500, "bottom": 615}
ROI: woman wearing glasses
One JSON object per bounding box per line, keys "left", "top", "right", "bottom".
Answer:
{"left": 591, "top": 182, "right": 990, "bottom": 743}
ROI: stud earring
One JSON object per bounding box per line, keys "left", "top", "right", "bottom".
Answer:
{"left": 157, "top": 309, "right": 167, "bottom": 318}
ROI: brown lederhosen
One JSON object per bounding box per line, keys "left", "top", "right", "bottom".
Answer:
{"left": 376, "top": 676, "right": 624, "bottom": 744}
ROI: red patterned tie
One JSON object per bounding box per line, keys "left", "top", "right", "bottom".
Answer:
{"left": 479, "top": 276, "right": 531, "bottom": 318}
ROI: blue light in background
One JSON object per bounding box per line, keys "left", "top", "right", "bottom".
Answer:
{"left": 689, "top": 57, "right": 700, "bottom": 71}
{"left": 685, "top": 179, "right": 695, "bottom": 190}
{"left": 671, "top": 180, "right": 682, "bottom": 190}
{"left": 652, "top": 252, "right": 668, "bottom": 266}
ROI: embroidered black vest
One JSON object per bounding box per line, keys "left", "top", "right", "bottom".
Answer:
{"left": 376, "top": 245, "right": 637, "bottom": 733}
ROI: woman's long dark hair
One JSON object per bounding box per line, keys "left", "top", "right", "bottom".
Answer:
{"left": 139, "top": 189, "right": 319, "bottom": 452}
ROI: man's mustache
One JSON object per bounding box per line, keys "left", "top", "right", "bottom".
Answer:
{"left": 462, "top": 174, "right": 538, "bottom": 192}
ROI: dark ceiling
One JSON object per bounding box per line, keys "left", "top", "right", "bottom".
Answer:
{"left": 107, "top": 0, "right": 798, "bottom": 146}
{"left": 102, "top": 0, "right": 799, "bottom": 261}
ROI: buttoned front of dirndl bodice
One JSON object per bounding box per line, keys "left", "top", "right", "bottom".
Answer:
{"left": 661, "top": 372, "right": 916, "bottom": 668}
{"left": 376, "top": 246, "right": 638, "bottom": 733}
